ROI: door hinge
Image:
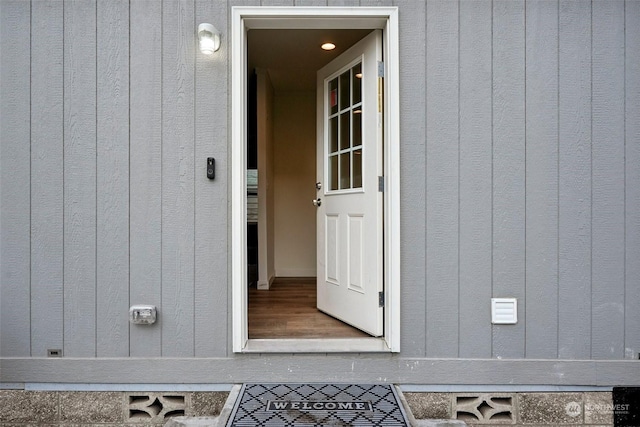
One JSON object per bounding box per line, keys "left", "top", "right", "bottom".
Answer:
{"left": 379, "top": 291, "right": 385, "bottom": 308}
{"left": 378, "top": 176, "right": 384, "bottom": 192}
{"left": 377, "top": 61, "right": 384, "bottom": 78}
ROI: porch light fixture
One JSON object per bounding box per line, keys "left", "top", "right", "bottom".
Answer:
{"left": 321, "top": 42, "right": 336, "bottom": 51}
{"left": 198, "top": 23, "right": 221, "bottom": 54}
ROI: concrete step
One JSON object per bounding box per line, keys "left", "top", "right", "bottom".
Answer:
{"left": 165, "top": 416, "right": 219, "bottom": 427}
{"left": 164, "top": 384, "right": 467, "bottom": 427}
{"left": 165, "top": 416, "right": 467, "bottom": 427}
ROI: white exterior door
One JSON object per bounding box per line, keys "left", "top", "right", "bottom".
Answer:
{"left": 315, "top": 30, "right": 383, "bottom": 337}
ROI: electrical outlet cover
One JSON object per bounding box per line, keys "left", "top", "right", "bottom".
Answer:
{"left": 129, "top": 305, "right": 157, "bottom": 324}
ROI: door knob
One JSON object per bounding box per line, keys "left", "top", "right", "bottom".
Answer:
{"left": 312, "top": 198, "right": 322, "bottom": 207}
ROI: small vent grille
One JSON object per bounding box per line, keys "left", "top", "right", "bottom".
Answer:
{"left": 126, "top": 393, "right": 187, "bottom": 423}
{"left": 455, "top": 394, "right": 515, "bottom": 423}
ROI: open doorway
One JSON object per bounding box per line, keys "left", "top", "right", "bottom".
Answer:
{"left": 246, "top": 29, "right": 372, "bottom": 339}
{"left": 231, "top": 7, "right": 401, "bottom": 353}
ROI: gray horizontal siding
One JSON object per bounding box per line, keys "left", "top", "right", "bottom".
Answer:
{"left": 2, "top": 357, "right": 639, "bottom": 387}
{"left": 1, "top": 0, "right": 639, "bottom": 384}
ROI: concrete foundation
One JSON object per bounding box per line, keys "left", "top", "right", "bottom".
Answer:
{"left": 0, "top": 389, "right": 615, "bottom": 426}
{"left": 404, "top": 391, "right": 614, "bottom": 426}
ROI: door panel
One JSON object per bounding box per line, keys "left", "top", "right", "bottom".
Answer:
{"left": 347, "top": 214, "right": 364, "bottom": 293}
{"left": 326, "top": 214, "right": 339, "bottom": 285}
{"left": 316, "top": 30, "right": 383, "bottom": 337}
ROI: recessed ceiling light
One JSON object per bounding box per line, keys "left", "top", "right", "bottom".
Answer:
{"left": 321, "top": 42, "right": 336, "bottom": 51}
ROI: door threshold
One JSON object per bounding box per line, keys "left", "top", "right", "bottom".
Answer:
{"left": 243, "top": 338, "right": 390, "bottom": 353}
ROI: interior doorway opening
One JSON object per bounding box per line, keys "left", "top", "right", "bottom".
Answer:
{"left": 246, "top": 29, "right": 372, "bottom": 339}
{"left": 231, "top": 7, "right": 401, "bottom": 353}
{"left": 248, "top": 278, "right": 369, "bottom": 339}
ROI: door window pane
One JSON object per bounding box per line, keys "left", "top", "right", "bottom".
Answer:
{"left": 352, "top": 63, "right": 362, "bottom": 104}
{"left": 352, "top": 110, "right": 362, "bottom": 149}
{"left": 339, "top": 152, "right": 351, "bottom": 189}
{"left": 330, "top": 117, "right": 338, "bottom": 153}
{"left": 339, "top": 70, "right": 350, "bottom": 111}
{"left": 330, "top": 155, "right": 338, "bottom": 191}
{"left": 329, "top": 78, "right": 338, "bottom": 115}
{"left": 340, "top": 112, "right": 350, "bottom": 150}
{"left": 353, "top": 150, "right": 362, "bottom": 188}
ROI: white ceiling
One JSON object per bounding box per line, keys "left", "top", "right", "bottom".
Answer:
{"left": 247, "top": 29, "right": 372, "bottom": 92}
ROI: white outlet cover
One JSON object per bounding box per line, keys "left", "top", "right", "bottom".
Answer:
{"left": 491, "top": 298, "right": 517, "bottom": 324}
{"left": 129, "top": 305, "right": 157, "bottom": 324}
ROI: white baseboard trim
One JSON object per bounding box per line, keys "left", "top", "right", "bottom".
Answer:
{"left": 275, "top": 269, "right": 316, "bottom": 277}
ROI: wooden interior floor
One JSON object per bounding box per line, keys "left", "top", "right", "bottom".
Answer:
{"left": 248, "top": 278, "right": 369, "bottom": 339}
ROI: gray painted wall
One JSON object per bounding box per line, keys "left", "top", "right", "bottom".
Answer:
{"left": 1, "top": 0, "right": 639, "bottom": 386}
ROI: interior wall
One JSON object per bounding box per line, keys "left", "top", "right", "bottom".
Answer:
{"left": 256, "top": 69, "right": 275, "bottom": 288}
{"left": 273, "top": 91, "right": 317, "bottom": 277}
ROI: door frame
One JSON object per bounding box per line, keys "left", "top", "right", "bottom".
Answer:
{"left": 231, "top": 6, "right": 400, "bottom": 353}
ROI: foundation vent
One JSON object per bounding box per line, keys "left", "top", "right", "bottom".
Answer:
{"left": 455, "top": 394, "right": 515, "bottom": 424}
{"left": 126, "top": 393, "right": 187, "bottom": 423}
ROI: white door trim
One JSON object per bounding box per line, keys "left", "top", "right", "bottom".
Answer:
{"left": 231, "top": 6, "right": 400, "bottom": 353}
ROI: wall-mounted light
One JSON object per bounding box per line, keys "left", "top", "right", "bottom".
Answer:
{"left": 198, "top": 23, "right": 220, "bottom": 55}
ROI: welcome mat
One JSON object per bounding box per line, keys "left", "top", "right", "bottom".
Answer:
{"left": 226, "top": 383, "right": 410, "bottom": 426}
